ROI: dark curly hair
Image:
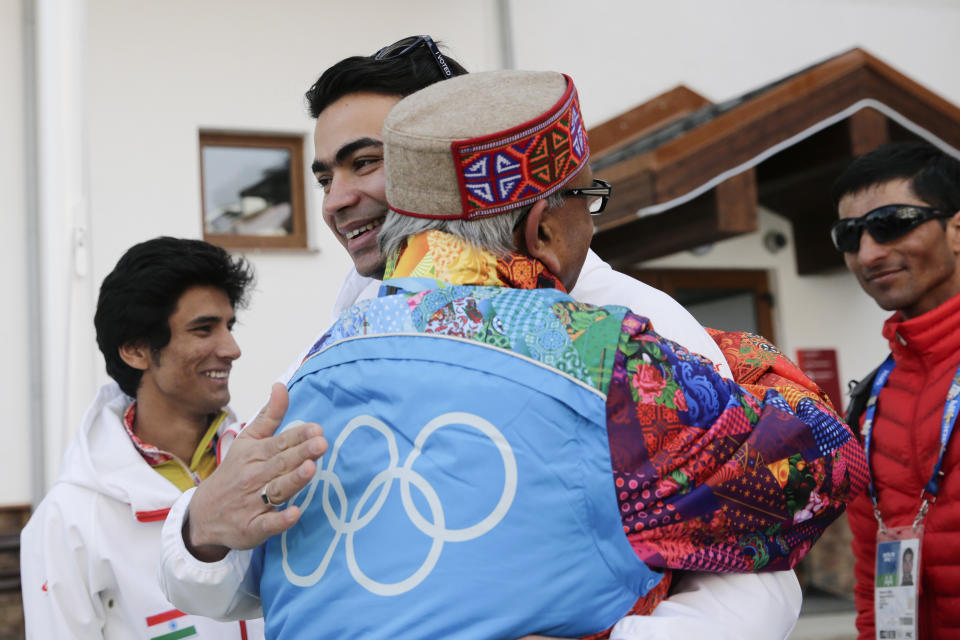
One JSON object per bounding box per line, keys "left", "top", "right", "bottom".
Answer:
{"left": 94, "top": 237, "right": 254, "bottom": 397}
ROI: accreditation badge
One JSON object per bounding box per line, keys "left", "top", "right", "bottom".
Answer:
{"left": 875, "top": 525, "right": 921, "bottom": 640}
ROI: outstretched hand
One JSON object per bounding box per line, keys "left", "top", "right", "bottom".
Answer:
{"left": 183, "top": 383, "right": 328, "bottom": 561}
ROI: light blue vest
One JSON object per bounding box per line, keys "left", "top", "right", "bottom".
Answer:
{"left": 255, "top": 331, "right": 661, "bottom": 638}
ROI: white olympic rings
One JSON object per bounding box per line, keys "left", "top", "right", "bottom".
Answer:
{"left": 280, "top": 412, "right": 517, "bottom": 596}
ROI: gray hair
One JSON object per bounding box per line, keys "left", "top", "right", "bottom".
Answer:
{"left": 378, "top": 192, "right": 565, "bottom": 260}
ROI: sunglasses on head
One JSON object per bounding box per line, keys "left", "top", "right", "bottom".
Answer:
{"left": 372, "top": 35, "right": 453, "bottom": 79}
{"left": 830, "top": 204, "right": 954, "bottom": 253}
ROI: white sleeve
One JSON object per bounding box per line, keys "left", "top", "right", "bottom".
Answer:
{"left": 609, "top": 570, "right": 802, "bottom": 640}
{"left": 329, "top": 268, "right": 381, "bottom": 324}
{"left": 20, "top": 496, "right": 105, "bottom": 639}
{"left": 158, "top": 487, "right": 263, "bottom": 621}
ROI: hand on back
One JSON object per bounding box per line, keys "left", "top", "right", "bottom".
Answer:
{"left": 184, "top": 383, "right": 328, "bottom": 561}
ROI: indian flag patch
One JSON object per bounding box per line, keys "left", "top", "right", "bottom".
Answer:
{"left": 146, "top": 609, "right": 197, "bottom": 640}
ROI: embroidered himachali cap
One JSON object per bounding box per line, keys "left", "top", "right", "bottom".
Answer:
{"left": 383, "top": 70, "right": 590, "bottom": 220}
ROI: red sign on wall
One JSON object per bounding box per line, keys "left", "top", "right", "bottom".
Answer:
{"left": 796, "top": 348, "right": 844, "bottom": 413}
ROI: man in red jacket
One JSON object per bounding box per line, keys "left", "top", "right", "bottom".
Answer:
{"left": 832, "top": 141, "right": 960, "bottom": 639}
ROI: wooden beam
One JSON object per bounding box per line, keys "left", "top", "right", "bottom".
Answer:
{"left": 861, "top": 67, "right": 960, "bottom": 149}
{"left": 587, "top": 86, "right": 712, "bottom": 157}
{"left": 591, "top": 170, "right": 758, "bottom": 266}
{"left": 860, "top": 49, "right": 960, "bottom": 147}
{"left": 594, "top": 156, "right": 656, "bottom": 233}
{"left": 848, "top": 107, "right": 889, "bottom": 155}
{"left": 650, "top": 63, "right": 867, "bottom": 201}
{"left": 594, "top": 52, "right": 871, "bottom": 231}
{"left": 643, "top": 48, "right": 960, "bottom": 204}
{"left": 589, "top": 46, "right": 960, "bottom": 273}
{"left": 592, "top": 204, "right": 742, "bottom": 267}
{"left": 714, "top": 168, "right": 757, "bottom": 233}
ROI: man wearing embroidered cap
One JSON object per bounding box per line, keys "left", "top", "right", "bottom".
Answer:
{"left": 162, "top": 37, "right": 820, "bottom": 640}
{"left": 162, "top": 69, "right": 867, "bottom": 639}
{"left": 380, "top": 70, "right": 597, "bottom": 292}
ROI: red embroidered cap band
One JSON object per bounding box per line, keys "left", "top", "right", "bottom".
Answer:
{"left": 451, "top": 76, "right": 588, "bottom": 219}
{"left": 383, "top": 70, "right": 590, "bottom": 220}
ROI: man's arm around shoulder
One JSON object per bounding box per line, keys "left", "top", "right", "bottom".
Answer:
{"left": 159, "top": 384, "right": 328, "bottom": 619}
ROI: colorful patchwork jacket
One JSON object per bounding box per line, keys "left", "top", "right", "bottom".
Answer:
{"left": 257, "top": 231, "right": 868, "bottom": 639}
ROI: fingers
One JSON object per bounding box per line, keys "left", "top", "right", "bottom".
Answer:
{"left": 264, "top": 432, "right": 327, "bottom": 484}
{"left": 269, "top": 419, "right": 325, "bottom": 455}
{"left": 264, "top": 459, "right": 318, "bottom": 506}
{"left": 254, "top": 504, "right": 303, "bottom": 539}
{"left": 256, "top": 461, "right": 318, "bottom": 540}
{"left": 241, "top": 383, "right": 290, "bottom": 440}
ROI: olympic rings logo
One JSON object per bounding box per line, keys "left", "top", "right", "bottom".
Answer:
{"left": 280, "top": 412, "right": 517, "bottom": 596}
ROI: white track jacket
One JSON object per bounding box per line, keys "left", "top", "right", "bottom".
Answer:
{"left": 21, "top": 382, "right": 264, "bottom": 640}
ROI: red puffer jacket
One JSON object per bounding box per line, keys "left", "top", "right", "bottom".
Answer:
{"left": 848, "top": 290, "right": 960, "bottom": 639}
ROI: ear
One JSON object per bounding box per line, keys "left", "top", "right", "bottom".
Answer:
{"left": 118, "top": 341, "right": 152, "bottom": 372}
{"left": 518, "top": 198, "right": 562, "bottom": 275}
{"left": 948, "top": 210, "right": 960, "bottom": 254}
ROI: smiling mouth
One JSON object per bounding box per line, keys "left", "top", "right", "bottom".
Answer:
{"left": 204, "top": 371, "right": 229, "bottom": 380}
{"left": 865, "top": 268, "right": 902, "bottom": 282}
{"left": 344, "top": 218, "right": 384, "bottom": 240}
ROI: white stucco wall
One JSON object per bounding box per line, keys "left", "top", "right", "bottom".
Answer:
{"left": 509, "top": 0, "right": 960, "bottom": 125}
{"left": 1, "top": 0, "right": 32, "bottom": 506}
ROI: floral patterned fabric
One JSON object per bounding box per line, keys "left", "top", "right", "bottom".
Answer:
{"left": 311, "top": 231, "right": 869, "bottom": 627}
{"left": 610, "top": 316, "right": 864, "bottom": 575}
{"left": 707, "top": 327, "right": 838, "bottom": 411}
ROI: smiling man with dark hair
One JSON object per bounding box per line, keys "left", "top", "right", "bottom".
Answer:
{"left": 834, "top": 141, "right": 960, "bottom": 640}
{"left": 21, "top": 237, "right": 261, "bottom": 639}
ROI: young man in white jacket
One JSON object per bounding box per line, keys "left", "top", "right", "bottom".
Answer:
{"left": 21, "top": 237, "right": 264, "bottom": 640}
{"left": 159, "top": 39, "right": 803, "bottom": 640}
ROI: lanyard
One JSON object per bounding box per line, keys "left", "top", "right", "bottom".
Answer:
{"left": 862, "top": 355, "right": 960, "bottom": 531}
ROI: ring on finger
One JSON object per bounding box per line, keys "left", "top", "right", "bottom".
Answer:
{"left": 261, "top": 483, "right": 284, "bottom": 508}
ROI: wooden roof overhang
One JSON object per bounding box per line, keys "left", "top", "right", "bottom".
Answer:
{"left": 588, "top": 48, "right": 960, "bottom": 274}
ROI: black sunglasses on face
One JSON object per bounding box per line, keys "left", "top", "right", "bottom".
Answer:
{"left": 830, "top": 204, "right": 954, "bottom": 253}
{"left": 373, "top": 35, "right": 453, "bottom": 79}
{"left": 562, "top": 179, "right": 612, "bottom": 215}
